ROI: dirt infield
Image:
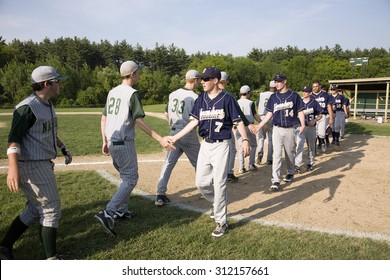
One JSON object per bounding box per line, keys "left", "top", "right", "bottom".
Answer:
{"left": 1, "top": 133, "right": 388, "bottom": 241}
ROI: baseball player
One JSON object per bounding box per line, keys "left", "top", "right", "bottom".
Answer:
{"left": 330, "top": 85, "right": 348, "bottom": 145}
{"left": 254, "top": 73, "right": 305, "bottom": 191}
{"left": 256, "top": 80, "right": 276, "bottom": 165}
{"left": 339, "top": 89, "right": 350, "bottom": 138}
{"left": 312, "top": 81, "right": 334, "bottom": 153}
{"left": 295, "top": 86, "right": 323, "bottom": 173}
{"left": 169, "top": 67, "right": 250, "bottom": 237}
{"left": 218, "top": 72, "right": 253, "bottom": 181}
{"left": 0, "top": 66, "right": 72, "bottom": 260}
{"left": 96, "top": 61, "right": 174, "bottom": 237}
{"left": 236, "top": 85, "right": 261, "bottom": 173}
{"left": 155, "top": 70, "right": 201, "bottom": 206}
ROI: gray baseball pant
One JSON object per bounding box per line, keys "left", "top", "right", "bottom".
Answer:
{"left": 272, "top": 126, "right": 296, "bottom": 183}
{"left": 295, "top": 126, "right": 316, "bottom": 167}
{"left": 106, "top": 140, "right": 138, "bottom": 214}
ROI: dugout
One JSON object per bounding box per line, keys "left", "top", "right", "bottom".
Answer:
{"left": 328, "top": 77, "right": 390, "bottom": 122}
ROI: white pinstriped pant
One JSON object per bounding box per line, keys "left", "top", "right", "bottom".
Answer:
{"left": 106, "top": 140, "right": 138, "bottom": 214}
{"left": 156, "top": 129, "right": 200, "bottom": 195}
{"left": 19, "top": 160, "right": 61, "bottom": 228}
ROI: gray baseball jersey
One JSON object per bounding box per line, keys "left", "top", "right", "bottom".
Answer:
{"left": 8, "top": 93, "right": 61, "bottom": 228}
{"left": 167, "top": 88, "right": 198, "bottom": 129}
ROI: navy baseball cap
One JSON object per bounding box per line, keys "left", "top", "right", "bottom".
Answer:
{"left": 273, "top": 73, "right": 287, "bottom": 82}
{"left": 330, "top": 85, "right": 338, "bottom": 91}
{"left": 199, "top": 67, "right": 221, "bottom": 80}
{"left": 302, "top": 86, "right": 312, "bottom": 92}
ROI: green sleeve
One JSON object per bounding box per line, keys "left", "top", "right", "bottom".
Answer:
{"left": 8, "top": 105, "right": 36, "bottom": 144}
{"left": 130, "top": 91, "right": 146, "bottom": 120}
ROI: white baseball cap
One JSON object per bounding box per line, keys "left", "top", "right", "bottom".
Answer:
{"left": 185, "top": 70, "right": 200, "bottom": 79}
{"left": 240, "top": 85, "right": 251, "bottom": 94}
{"left": 120, "top": 61, "right": 143, "bottom": 77}
{"left": 269, "top": 80, "right": 276, "bottom": 87}
{"left": 220, "top": 71, "right": 230, "bottom": 81}
{"left": 31, "top": 66, "right": 67, "bottom": 84}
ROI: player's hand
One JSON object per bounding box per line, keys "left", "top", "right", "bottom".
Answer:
{"left": 242, "top": 140, "right": 250, "bottom": 157}
{"left": 161, "top": 136, "right": 176, "bottom": 151}
{"left": 102, "top": 143, "right": 110, "bottom": 156}
{"left": 297, "top": 126, "right": 305, "bottom": 136}
{"left": 328, "top": 118, "right": 334, "bottom": 126}
{"left": 6, "top": 168, "right": 19, "bottom": 193}
{"left": 248, "top": 124, "right": 257, "bottom": 135}
{"left": 60, "top": 144, "right": 72, "bottom": 165}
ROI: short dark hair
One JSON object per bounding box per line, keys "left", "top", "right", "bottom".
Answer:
{"left": 31, "top": 82, "right": 45, "bottom": 91}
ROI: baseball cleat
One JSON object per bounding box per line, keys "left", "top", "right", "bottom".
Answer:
{"left": 266, "top": 160, "right": 273, "bottom": 165}
{"left": 227, "top": 173, "right": 238, "bottom": 182}
{"left": 283, "top": 174, "right": 294, "bottom": 182}
{"left": 95, "top": 210, "right": 116, "bottom": 237}
{"left": 209, "top": 209, "right": 215, "bottom": 219}
{"left": 239, "top": 168, "right": 247, "bottom": 174}
{"left": 256, "top": 154, "right": 263, "bottom": 165}
{"left": 249, "top": 165, "right": 258, "bottom": 171}
{"left": 294, "top": 166, "right": 301, "bottom": 174}
{"left": 113, "top": 210, "right": 136, "bottom": 221}
{"left": 211, "top": 223, "right": 228, "bottom": 237}
{"left": 307, "top": 164, "right": 314, "bottom": 171}
{"left": 270, "top": 182, "right": 280, "bottom": 191}
{"left": 155, "top": 195, "right": 171, "bottom": 206}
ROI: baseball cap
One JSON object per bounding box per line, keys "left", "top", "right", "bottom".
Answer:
{"left": 269, "top": 80, "right": 276, "bottom": 87}
{"left": 120, "top": 60, "right": 143, "bottom": 77}
{"left": 240, "top": 85, "right": 251, "bottom": 94}
{"left": 273, "top": 73, "right": 287, "bottom": 82}
{"left": 330, "top": 85, "right": 338, "bottom": 91}
{"left": 199, "top": 67, "right": 221, "bottom": 80}
{"left": 185, "top": 70, "right": 200, "bottom": 80}
{"left": 31, "top": 66, "right": 67, "bottom": 84}
{"left": 302, "top": 86, "right": 312, "bottom": 92}
{"left": 220, "top": 71, "right": 231, "bottom": 81}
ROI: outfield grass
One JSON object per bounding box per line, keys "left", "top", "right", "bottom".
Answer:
{"left": 0, "top": 171, "right": 389, "bottom": 260}
{"left": 0, "top": 114, "right": 171, "bottom": 157}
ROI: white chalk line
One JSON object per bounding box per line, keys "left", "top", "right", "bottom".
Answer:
{"left": 96, "top": 169, "right": 390, "bottom": 243}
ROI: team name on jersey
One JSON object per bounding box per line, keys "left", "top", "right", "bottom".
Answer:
{"left": 315, "top": 97, "right": 325, "bottom": 102}
{"left": 334, "top": 99, "right": 341, "bottom": 104}
{"left": 199, "top": 107, "right": 225, "bottom": 120}
{"left": 42, "top": 119, "right": 57, "bottom": 133}
{"left": 303, "top": 108, "right": 314, "bottom": 115}
{"left": 273, "top": 101, "right": 293, "bottom": 113}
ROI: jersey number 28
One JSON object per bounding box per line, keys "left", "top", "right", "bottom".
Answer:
{"left": 108, "top": 97, "right": 121, "bottom": 115}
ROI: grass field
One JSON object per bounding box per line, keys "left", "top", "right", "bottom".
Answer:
{"left": 0, "top": 171, "right": 389, "bottom": 260}
{"left": 1, "top": 108, "right": 390, "bottom": 260}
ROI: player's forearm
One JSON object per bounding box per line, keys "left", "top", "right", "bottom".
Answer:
{"left": 236, "top": 122, "right": 248, "bottom": 139}
{"left": 135, "top": 118, "right": 163, "bottom": 142}
{"left": 101, "top": 115, "right": 107, "bottom": 143}
{"left": 172, "top": 119, "right": 198, "bottom": 142}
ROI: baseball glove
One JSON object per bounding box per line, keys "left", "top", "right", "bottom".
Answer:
{"left": 308, "top": 119, "right": 317, "bottom": 127}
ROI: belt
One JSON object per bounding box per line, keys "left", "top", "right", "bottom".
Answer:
{"left": 274, "top": 125, "right": 294, "bottom": 128}
{"left": 112, "top": 141, "right": 125, "bottom": 146}
{"left": 203, "top": 138, "right": 225, "bottom": 143}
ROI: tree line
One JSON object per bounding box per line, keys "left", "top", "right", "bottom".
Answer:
{"left": 1, "top": 36, "right": 389, "bottom": 108}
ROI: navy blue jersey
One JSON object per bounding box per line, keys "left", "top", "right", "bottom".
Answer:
{"left": 311, "top": 91, "right": 334, "bottom": 115}
{"left": 332, "top": 94, "right": 346, "bottom": 112}
{"left": 302, "top": 98, "right": 322, "bottom": 126}
{"left": 265, "top": 89, "right": 305, "bottom": 127}
{"left": 191, "top": 91, "right": 242, "bottom": 140}
{"left": 344, "top": 97, "right": 350, "bottom": 107}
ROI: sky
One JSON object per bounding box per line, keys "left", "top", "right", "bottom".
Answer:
{"left": 0, "top": 0, "right": 389, "bottom": 57}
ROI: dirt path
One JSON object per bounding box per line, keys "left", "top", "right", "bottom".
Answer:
{"left": 1, "top": 134, "right": 389, "bottom": 241}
